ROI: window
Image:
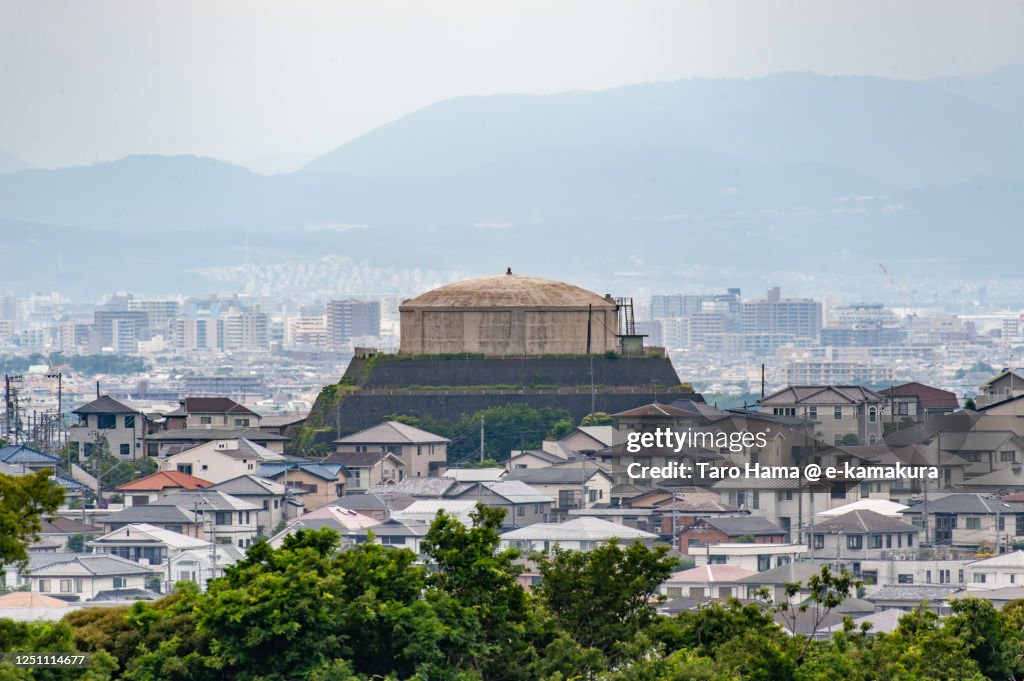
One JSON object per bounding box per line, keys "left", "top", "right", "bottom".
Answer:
{"left": 38, "top": 579, "right": 50, "bottom": 592}
{"left": 862, "top": 571, "right": 878, "bottom": 585}
{"left": 179, "top": 571, "right": 196, "bottom": 582}
{"left": 708, "top": 555, "right": 727, "bottom": 565}
{"left": 75, "top": 578, "right": 83, "bottom": 592}
{"left": 959, "top": 569, "right": 964, "bottom": 583}
{"left": 777, "top": 491, "right": 793, "bottom": 501}
{"left": 939, "top": 570, "right": 951, "bottom": 584}
{"left": 831, "top": 483, "right": 846, "bottom": 500}
{"left": 355, "top": 445, "right": 368, "bottom": 453}
{"left": 869, "top": 534, "right": 883, "bottom": 549}
{"left": 897, "top": 402, "right": 909, "bottom": 416}
{"left": 97, "top": 414, "right": 116, "bottom": 429}
{"left": 966, "top": 517, "right": 981, "bottom": 530}
{"left": 124, "top": 414, "right": 136, "bottom": 428}
{"left": 60, "top": 579, "right": 73, "bottom": 593}
{"left": 1001, "top": 451, "right": 1016, "bottom": 462}
{"left": 834, "top": 406, "right": 843, "bottom": 420}
{"left": 200, "top": 416, "right": 213, "bottom": 424}
{"left": 234, "top": 418, "right": 250, "bottom": 427}
{"left": 974, "top": 573, "right": 987, "bottom": 584}
{"left": 898, "top": 574, "right": 914, "bottom": 584}
{"left": 120, "top": 444, "right": 130, "bottom": 456}
{"left": 847, "top": 535, "right": 863, "bottom": 550}
{"left": 869, "top": 408, "right": 877, "bottom": 423}
{"left": 517, "top": 506, "right": 525, "bottom": 516}
{"left": 757, "top": 555, "right": 771, "bottom": 571}
{"left": 907, "top": 533, "right": 914, "bottom": 547}
{"left": 834, "top": 435, "right": 842, "bottom": 446}
{"left": 812, "top": 534, "right": 825, "bottom": 549}
{"left": 751, "top": 491, "right": 760, "bottom": 509}
{"left": 534, "top": 504, "right": 542, "bottom": 513}
{"left": 113, "top": 577, "right": 126, "bottom": 588}
{"left": 807, "top": 406, "right": 817, "bottom": 420}
{"left": 263, "top": 500, "right": 269, "bottom": 510}
{"left": 417, "top": 446, "right": 422, "bottom": 456}
{"left": 215, "top": 511, "right": 232, "bottom": 525}
{"left": 177, "top": 464, "right": 193, "bottom": 475}
{"left": 773, "top": 407, "right": 796, "bottom": 417}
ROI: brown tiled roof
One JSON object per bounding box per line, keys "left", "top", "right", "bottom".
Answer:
{"left": 613, "top": 403, "right": 695, "bottom": 418}
{"left": 181, "top": 397, "right": 259, "bottom": 417}
{"left": 878, "top": 382, "right": 960, "bottom": 410}
{"left": 72, "top": 395, "right": 139, "bottom": 415}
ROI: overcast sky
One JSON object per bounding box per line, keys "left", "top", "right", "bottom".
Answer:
{"left": 3, "top": 0, "right": 1024, "bottom": 174}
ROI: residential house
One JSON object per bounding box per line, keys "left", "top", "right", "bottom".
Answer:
{"left": 659, "top": 564, "right": 757, "bottom": 600}
{"left": 965, "top": 551, "right": 1024, "bottom": 589}
{"left": 99, "top": 504, "right": 200, "bottom": 537}
{"left": 89, "top": 523, "right": 210, "bottom": 566}
{"left": 505, "top": 465, "right": 613, "bottom": 516}
{"left": 448, "top": 480, "right": 553, "bottom": 528}
{"left": 866, "top": 584, "right": 959, "bottom": 614}
{"left": 544, "top": 425, "right": 613, "bottom": 456}
{"left": 160, "top": 439, "right": 287, "bottom": 483}
{"left": 35, "top": 517, "right": 102, "bottom": 552}
{"left": 0, "top": 444, "right": 60, "bottom": 474}
{"left": 508, "top": 449, "right": 573, "bottom": 471}
{"left": 899, "top": 493, "right": 1024, "bottom": 551}
{"left": 153, "top": 490, "right": 261, "bottom": 549}
{"left": 693, "top": 542, "right": 808, "bottom": 571}
{"left": 145, "top": 429, "right": 289, "bottom": 457}
{"left": 326, "top": 493, "right": 402, "bottom": 521}
{"left": 115, "top": 470, "right": 213, "bottom": 507}
{"left": 209, "top": 474, "right": 291, "bottom": 537}
{"left": 268, "top": 506, "right": 380, "bottom": 548}
{"left": 167, "top": 545, "right": 244, "bottom": 593}
{"left": 332, "top": 420, "right": 450, "bottom": 478}
{"left": 975, "top": 369, "right": 1024, "bottom": 409}
{"left": 857, "top": 557, "right": 973, "bottom": 588}
{"left": 350, "top": 518, "right": 432, "bottom": 555}
{"left": 255, "top": 461, "right": 348, "bottom": 510}
{"left": 678, "top": 516, "right": 788, "bottom": 556}
{"left": 735, "top": 561, "right": 823, "bottom": 604}
{"left": 391, "top": 499, "right": 478, "bottom": 525}
{"left": 69, "top": 395, "right": 153, "bottom": 461}
{"left": 28, "top": 554, "right": 155, "bottom": 601}
{"left": 941, "top": 431, "right": 1024, "bottom": 479}
{"left": 443, "top": 468, "right": 506, "bottom": 483}
{"left": 323, "top": 451, "right": 403, "bottom": 491}
{"left": 163, "top": 397, "right": 263, "bottom": 430}
{"left": 877, "top": 382, "right": 959, "bottom": 424}
{"left": 759, "top": 385, "right": 885, "bottom": 446}
{"left": 807, "top": 510, "right": 922, "bottom": 569}
{"left": 499, "top": 517, "right": 658, "bottom": 553}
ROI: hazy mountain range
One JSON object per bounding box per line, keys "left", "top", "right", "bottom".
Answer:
{"left": 1, "top": 68, "right": 1023, "bottom": 300}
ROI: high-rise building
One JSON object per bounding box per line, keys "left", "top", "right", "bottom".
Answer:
{"left": 326, "top": 299, "right": 381, "bottom": 348}
{"left": 94, "top": 310, "right": 150, "bottom": 349}
{"left": 222, "top": 308, "right": 269, "bottom": 352}
{"left": 740, "top": 287, "right": 821, "bottom": 340}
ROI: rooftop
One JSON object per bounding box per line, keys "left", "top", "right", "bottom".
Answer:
{"left": 399, "top": 272, "right": 616, "bottom": 309}
{"left": 116, "top": 470, "right": 213, "bottom": 492}
{"left": 334, "top": 420, "right": 450, "bottom": 445}
{"left": 500, "top": 517, "right": 658, "bottom": 542}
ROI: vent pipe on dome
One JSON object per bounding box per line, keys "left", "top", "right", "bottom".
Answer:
{"left": 506, "top": 267, "right": 512, "bottom": 275}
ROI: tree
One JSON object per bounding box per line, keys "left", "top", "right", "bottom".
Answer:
{"left": 421, "top": 505, "right": 546, "bottom": 679}
{"left": 765, "top": 565, "right": 860, "bottom": 662}
{"left": 534, "top": 539, "right": 676, "bottom": 663}
{"left": 581, "top": 412, "right": 613, "bottom": 426}
{"left": 840, "top": 434, "right": 860, "bottom": 446}
{"left": 0, "top": 469, "right": 65, "bottom": 570}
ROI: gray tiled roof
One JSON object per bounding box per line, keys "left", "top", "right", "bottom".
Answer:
{"left": 72, "top": 395, "right": 139, "bottom": 415}
{"left": 334, "top": 420, "right": 449, "bottom": 445}
{"left": 506, "top": 466, "right": 610, "bottom": 485}
{"left": 702, "top": 516, "right": 787, "bottom": 536}
{"left": 29, "top": 554, "right": 155, "bottom": 577}
{"left": 867, "top": 584, "right": 959, "bottom": 602}
{"left": 808, "top": 509, "right": 919, "bottom": 534}
{"left": 146, "top": 429, "right": 288, "bottom": 442}
{"left": 900, "top": 493, "right": 1024, "bottom": 515}
{"left": 155, "top": 490, "right": 259, "bottom": 511}
{"left": 0, "top": 445, "right": 60, "bottom": 465}
{"left": 102, "top": 505, "right": 196, "bottom": 525}
{"left": 736, "top": 562, "right": 824, "bottom": 585}
{"left": 211, "top": 474, "right": 286, "bottom": 496}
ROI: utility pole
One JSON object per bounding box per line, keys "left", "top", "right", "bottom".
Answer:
{"left": 479, "top": 417, "right": 485, "bottom": 463}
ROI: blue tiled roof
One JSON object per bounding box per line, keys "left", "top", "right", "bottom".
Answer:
{"left": 0, "top": 444, "right": 61, "bottom": 465}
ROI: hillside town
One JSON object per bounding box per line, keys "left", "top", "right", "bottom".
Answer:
{"left": 3, "top": 272, "right": 1024, "bottom": 645}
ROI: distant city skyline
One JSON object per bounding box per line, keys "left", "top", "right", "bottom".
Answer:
{"left": 3, "top": 1, "right": 1024, "bottom": 173}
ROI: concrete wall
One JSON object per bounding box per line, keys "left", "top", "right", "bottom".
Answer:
{"left": 400, "top": 307, "right": 618, "bottom": 356}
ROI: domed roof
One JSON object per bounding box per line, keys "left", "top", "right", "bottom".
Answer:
{"left": 401, "top": 271, "right": 616, "bottom": 309}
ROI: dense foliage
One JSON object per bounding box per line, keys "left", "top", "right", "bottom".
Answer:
{"left": 0, "top": 353, "right": 147, "bottom": 376}
{"left": 388, "top": 403, "right": 575, "bottom": 463}
{"left": 0, "top": 470, "right": 65, "bottom": 571}
{"left": 4, "top": 505, "right": 1024, "bottom": 680}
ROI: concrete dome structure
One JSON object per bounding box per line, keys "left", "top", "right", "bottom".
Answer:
{"left": 399, "top": 270, "right": 619, "bottom": 356}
